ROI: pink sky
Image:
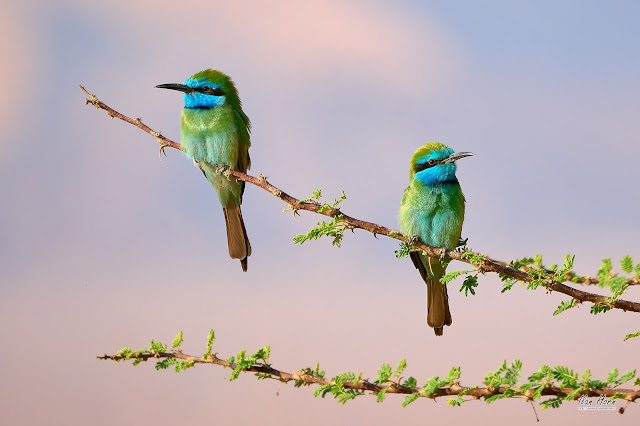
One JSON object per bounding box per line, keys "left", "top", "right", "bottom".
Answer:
{"left": 1, "top": 1, "right": 639, "bottom": 424}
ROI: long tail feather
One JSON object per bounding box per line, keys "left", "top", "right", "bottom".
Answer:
{"left": 410, "top": 252, "right": 452, "bottom": 336}
{"left": 223, "top": 206, "right": 251, "bottom": 272}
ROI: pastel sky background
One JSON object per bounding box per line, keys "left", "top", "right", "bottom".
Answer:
{"left": 1, "top": 0, "right": 639, "bottom": 424}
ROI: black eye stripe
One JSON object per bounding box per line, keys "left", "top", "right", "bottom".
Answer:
{"left": 415, "top": 159, "right": 440, "bottom": 173}
{"left": 197, "top": 87, "right": 225, "bottom": 96}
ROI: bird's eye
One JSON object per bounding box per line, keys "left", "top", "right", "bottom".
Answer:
{"left": 200, "top": 87, "right": 211, "bottom": 94}
{"left": 427, "top": 159, "right": 437, "bottom": 166}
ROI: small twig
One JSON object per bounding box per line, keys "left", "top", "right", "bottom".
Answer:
{"left": 79, "top": 85, "right": 180, "bottom": 154}
{"left": 530, "top": 400, "right": 540, "bottom": 422}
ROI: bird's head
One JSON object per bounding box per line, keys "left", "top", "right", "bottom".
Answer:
{"left": 409, "top": 142, "right": 474, "bottom": 186}
{"left": 156, "top": 69, "right": 242, "bottom": 110}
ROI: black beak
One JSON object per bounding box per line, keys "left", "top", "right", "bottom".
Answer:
{"left": 441, "top": 152, "right": 475, "bottom": 164}
{"left": 155, "top": 83, "right": 194, "bottom": 94}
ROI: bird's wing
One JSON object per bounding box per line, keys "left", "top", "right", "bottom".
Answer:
{"left": 410, "top": 251, "right": 428, "bottom": 283}
{"left": 233, "top": 110, "right": 251, "bottom": 203}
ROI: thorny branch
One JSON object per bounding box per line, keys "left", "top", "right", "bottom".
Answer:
{"left": 80, "top": 86, "right": 640, "bottom": 314}
{"left": 97, "top": 348, "right": 640, "bottom": 404}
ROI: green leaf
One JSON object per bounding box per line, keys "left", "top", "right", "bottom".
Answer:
{"left": 115, "top": 347, "right": 133, "bottom": 359}
{"left": 293, "top": 215, "right": 347, "bottom": 247}
{"left": 395, "top": 242, "right": 412, "bottom": 259}
{"left": 440, "top": 269, "right": 470, "bottom": 285}
{"left": 174, "top": 360, "right": 195, "bottom": 372}
{"left": 155, "top": 358, "right": 176, "bottom": 371}
{"left": 499, "top": 274, "right": 517, "bottom": 293}
{"left": 172, "top": 331, "right": 183, "bottom": 349}
{"left": 149, "top": 340, "right": 167, "bottom": 353}
{"left": 376, "top": 388, "right": 387, "bottom": 403}
{"left": 597, "top": 258, "right": 613, "bottom": 285}
{"left": 312, "top": 362, "right": 325, "bottom": 378}
{"left": 332, "top": 190, "right": 347, "bottom": 208}
{"left": 552, "top": 254, "right": 576, "bottom": 282}
{"left": 485, "top": 389, "right": 515, "bottom": 403}
{"left": 615, "top": 370, "right": 636, "bottom": 386}
{"left": 313, "top": 383, "right": 333, "bottom": 398}
{"left": 540, "top": 397, "right": 563, "bottom": 410}
{"left": 606, "top": 368, "right": 619, "bottom": 385}
{"left": 590, "top": 302, "right": 611, "bottom": 315}
{"left": 504, "top": 360, "right": 522, "bottom": 386}
{"left": 204, "top": 329, "right": 215, "bottom": 359}
{"left": 534, "top": 254, "right": 543, "bottom": 267}
{"left": 511, "top": 257, "right": 535, "bottom": 270}
{"left": 393, "top": 359, "right": 407, "bottom": 379}
{"left": 375, "top": 364, "right": 392, "bottom": 384}
{"left": 623, "top": 331, "right": 640, "bottom": 341}
{"left": 448, "top": 396, "right": 464, "bottom": 406}
{"left": 445, "top": 367, "right": 462, "bottom": 383}
{"left": 423, "top": 376, "right": 448, "bottom": 395}
{"left": 553, "top": 299, "right": 576, "bottom": 316}
{"left": 298, "top": 189, "right": 322, "bottom": 204}
{"left": 485, "top": 361, "right": 507, "bottom": 388}
{"left": 461, "top": 251, "right": 486, "bottom": 266}
{"left": 484, "top": 360, "right": 521, "bottom": 389}
{"left": 401, "top": 392, "right": 421, "bottom": 407}
{"left": 552, "top": 366, "right": 578, "bottom": 388}
{"left": 459, "top": 275, "right": 478, "bottom": 296}
{"left": 402, "top": 377, "right": 417, "bottom": 387}
{"left": 527, "top": 365, "right": 553, "bottom": 383}
{"left": 608, "top": 276, "right": 629, "bottom": 298}
{"left": 620, "top": 256, "right": 634, "bottom": 274}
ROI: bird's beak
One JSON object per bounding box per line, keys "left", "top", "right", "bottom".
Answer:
{"left": 441, "top": 152, "right": 475, "bottom": 164}
{"left": 155, "top": 83, "right": 194, "bottom": 94}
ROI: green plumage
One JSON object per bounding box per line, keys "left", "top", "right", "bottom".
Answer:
{"left": 159, "top": 69, "right": 252, "bottom": 271}
{"left": 398, "top": 142, "right": 471, "bottom": 335}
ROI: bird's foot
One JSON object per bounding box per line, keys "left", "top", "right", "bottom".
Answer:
{"left": 439, "top": 247, "right": 447, "bottom": 260}
{"left": 409, "top": 235, "right": 420, "bottom": 246}
{"left": 157, "top": 137, "right": 169, "bottom": 158}
{"left": 282, "top": 204, "right": 301, "bottom": 218}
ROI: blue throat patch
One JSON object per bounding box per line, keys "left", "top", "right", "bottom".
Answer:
{"left": 415, "top": 148, "right": 458, "bottom": 186}
{"left": 183, "top": 77, "right": 225, "bottom": 109}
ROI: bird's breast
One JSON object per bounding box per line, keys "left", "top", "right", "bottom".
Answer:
{"left": 399, "top": 182, "right": 465, "bottom": 249}
{"left": 180, "top": 108, "right": 240, "bottom": 166}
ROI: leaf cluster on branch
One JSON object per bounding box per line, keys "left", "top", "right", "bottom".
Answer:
{"left": 99, "top": 330, "right": 640, "bottom": 411}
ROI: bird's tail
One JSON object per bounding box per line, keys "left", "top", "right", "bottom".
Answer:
{"left": 410, "top": 252, "right": 452, "bottom": 336}
{"left": 223, "top": 206, "right": 252, "bottom": 272}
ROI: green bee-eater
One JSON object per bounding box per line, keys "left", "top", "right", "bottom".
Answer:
{"left": 157, "top": 69, "right": 252, "bottom": 271}
{"left": 398, "top": 143, "right": 474, "bottom": 335}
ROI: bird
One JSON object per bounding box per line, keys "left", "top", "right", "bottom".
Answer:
{"left": 398, "top": 143, "right": 474, "bottom": 335}
{"left": 156, "top": 69, "right": 252, "bottom": 271}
